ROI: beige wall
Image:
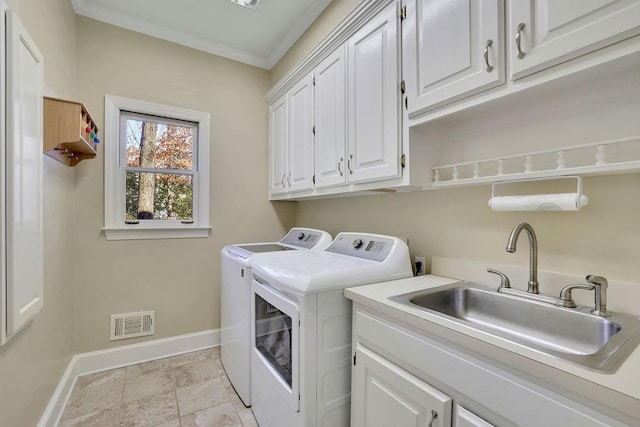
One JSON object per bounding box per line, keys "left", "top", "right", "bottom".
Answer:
{"left": 273, "top": 2, "right": 640, "bottom": 285}
{"left": 73, "top": 17, "right": 295, "bottom": 353}
{"left": 0, "top": 0, "right": 77, "bottom": 425}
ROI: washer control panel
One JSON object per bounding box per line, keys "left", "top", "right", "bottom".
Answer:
{"left": 280, "top": 228, "right": 321, "bottom": 249}
{"left": 326, "top": 233, "right": 395, "bottom": 262}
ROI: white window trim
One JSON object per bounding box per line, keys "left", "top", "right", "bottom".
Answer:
{"left": 104, "top": 95, "right": 210, "bottom": 240}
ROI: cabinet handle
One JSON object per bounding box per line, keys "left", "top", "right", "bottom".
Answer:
{"left": 483, "top": 39, "right": 494, "bottom": 72}
{"left": 338, "top": 157, "right": 344, "bottom": 176}
{"left": 287, "top": 173, "right": 291, "bottom": 186}
{"left": 347, "top": 154, "right": 354, "bottom": 175}
{"left": 516, "top": 23, "right": 526, "bottom": 59}
{"left": 281, "top": 174, "right": 286, "bottom": 187}
{"left": 428, "top": 410, "right": 438, "bottom": 427}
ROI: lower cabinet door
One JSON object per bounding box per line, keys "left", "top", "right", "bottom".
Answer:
{"left": 351, "top": 344, "right": 452, "bottom": 427}
{"left": 456, "top": 406, "right": 495, "bottom": 427}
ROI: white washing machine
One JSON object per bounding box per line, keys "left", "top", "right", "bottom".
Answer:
{"left": 250, "top": 232, "right": 412, "bottom": 427}
{"left": 221, "top": 228, "right": 332, "bottom": 407}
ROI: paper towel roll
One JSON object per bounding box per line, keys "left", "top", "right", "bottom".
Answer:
{"left": 488, "top": 193, "right": 589, "bottom": 211}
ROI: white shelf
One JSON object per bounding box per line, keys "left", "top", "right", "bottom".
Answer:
{"left": 430, "top": 135, "right": 640, "bottom": 188}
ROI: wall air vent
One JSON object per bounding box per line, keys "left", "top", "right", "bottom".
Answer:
{"left": 110, "top": 311, "right": 155, "bottom": 341}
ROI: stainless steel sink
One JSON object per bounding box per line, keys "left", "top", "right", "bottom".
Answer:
{"left": 389, "top": 284, "right": 640, "bottom": 372}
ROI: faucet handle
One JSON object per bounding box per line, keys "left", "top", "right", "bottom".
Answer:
{"left": 559, "top": 284, "right": 594, "bottom": 308}
{"left": 487, "top": 268, "right": 511, "bottom": 290}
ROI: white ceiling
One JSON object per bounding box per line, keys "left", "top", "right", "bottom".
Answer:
{"left": 71, "top": 0, "right": 334, "bottom": 69}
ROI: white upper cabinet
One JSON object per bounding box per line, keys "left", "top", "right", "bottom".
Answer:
{"left": 2, "top": 8, "right": 44, "bottom": 344}
{"left": 269, "top": 76, "right": 315, "bottom": 197}
{"left": 269, "top": 94, "right": 288, "bottom": 196}
{"left": 509, "top": 0, "right": 640, "bottom": 80}
{"left": 405, "top": 0, "right": 505, "bottom": 116}
{"left": 287, "top": 74, "right": 315, "bottom": 193}
{"left": 347, "top": 0, "right": 401, "bottom": 184}
{"left": 314, "top": 46, "right": 347, "bottom": 190}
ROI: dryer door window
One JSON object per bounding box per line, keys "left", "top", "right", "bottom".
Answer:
{"left": 255, "top": 294, "right": 293, "bottom": 387}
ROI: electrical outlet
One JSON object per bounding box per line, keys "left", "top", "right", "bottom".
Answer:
{"left": 414, "top": 256, "right": 426, "bottom": 276}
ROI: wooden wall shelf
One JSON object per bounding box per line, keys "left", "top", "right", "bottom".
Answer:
{"left": 43, "top": 97, "right": 99, "bottom": 166}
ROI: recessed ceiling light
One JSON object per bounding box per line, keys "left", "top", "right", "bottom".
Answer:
{"left": 228, "top": 0, "right": 262, "bottom": 10}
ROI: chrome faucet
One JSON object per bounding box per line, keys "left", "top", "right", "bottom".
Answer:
{"left": 559, "top": 275, "right": 610, "bottom": 317}
{"left": 505, "top": 222, "right": 539, "bottom": 294}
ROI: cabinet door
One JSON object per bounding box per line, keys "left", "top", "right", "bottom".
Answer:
{"left": 314, "top": 46, "right": 347, "bottom": 190}
{"left": 456, "top": 406, "right": 495, "bottom": 427}
{"left": 351, "top": 344, "right": 452, "bottom": 427}
{"left": 4, "top": 10, "right": 44, "bottom": 339}
{"left": 405, "top": 0, "right": 504, "bottom": 116}
{"left": 269, "top": 94, "right": 288, "bottom": 196}
{"left": 347, "top": 1, "right": 401, "bottom": 184}
{"left": 510, "top": 0, "right": 640, "bottom": 80}
{"left": 287, "top": 74, "right": 315, "bottom": 193}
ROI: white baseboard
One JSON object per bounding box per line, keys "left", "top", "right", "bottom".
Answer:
{"left": 37, "top": 357, "right": 78, "bottom": 427}
{"left": 39, "top": 328, "right": 220, "bottom": 427}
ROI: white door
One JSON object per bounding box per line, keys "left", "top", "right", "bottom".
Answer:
{"left": 287, "top": 74, "right": 315, "bottom": 193}
{"left": 314, "top": 46, "right": 347, "bottom": 190}
{"left": 351, "top": 344, "right": 452, "bottom": 427}
{"left": 5, "top": 9, "right": 44, "bottom": 339}
{"left": 347, "top": 1, "right": 401, "bottom": 184}
{"left": 510, "top": 0, "right": 640, "bottom": 80}
{"left": 269, "top": 94, "right": 288, "bottom": 195}
{"left": 405, "top": 0, "right": 504, "bottom": 115}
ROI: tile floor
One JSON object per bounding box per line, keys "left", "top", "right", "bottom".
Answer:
{"left": 59, "top": 347, "right": 258, "bottom": 427}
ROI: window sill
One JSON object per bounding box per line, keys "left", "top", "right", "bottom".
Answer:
{"left": 103, "top": 226, "right": 211, "bottom": 241}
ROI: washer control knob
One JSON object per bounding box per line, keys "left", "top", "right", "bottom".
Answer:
{"left": 297, "top": 232, "right": 306, "bottom": 240}
{"left": 353, "top": 238, "right": 364, "bottom": 249}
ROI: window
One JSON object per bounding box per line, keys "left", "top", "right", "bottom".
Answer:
{"left": 104, "top": 95, "right": 210, "bottom": 240}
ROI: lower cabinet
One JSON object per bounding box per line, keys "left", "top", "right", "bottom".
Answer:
{"left": 351, "top": 307, "right": 629, "bottom": 427}
{"left": 351, "top": 344, "right": 452, "bottom": 427}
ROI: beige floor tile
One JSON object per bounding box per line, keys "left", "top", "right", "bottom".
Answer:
{"left": 75, "top": 368, "right": 125, "bottom": 391}
{"left": 176, "top": 377, "right": 229, "bottom": 416}
{"left": 169, "top": 358, "right": 218, "bottom": 388}
{"left": 121, "top": 391, "right": 179, "bottom": 427}
{"left": 60, "top": 379, "right": 124, "bottom": 422}
{"left": 123, "top": 369, "right": 176, "bottom": 403}
{"left": 58, "top": 407, "right": 121, "bottom": 426}
{"left": 166, "top": 349, "right": 213, "bottom": 368}
{"left": 226, "top": 387, "right": 246, "bottom": 412}
{"left": 152, "top": 419, "right": 181, "bottom": 427}
{"left": 126, "top": 358, "right": 174, "bottom": 379}
{"left": 237, "top": 407, "right": 258, "bottom": 427}
{"left": 180, "top": 402, "right": 242, "bottom": 427}
{"left": 213, "top": 357, "right": 226, "bottom": 377}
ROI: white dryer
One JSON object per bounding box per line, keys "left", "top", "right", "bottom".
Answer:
{"left": 221, "top": 227, "right": 332, "bottom": 407}
{"left": 250, "top": 232, "right": 412, "bottom": 427}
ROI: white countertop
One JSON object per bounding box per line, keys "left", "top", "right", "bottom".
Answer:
{"left": 344, "top": 274, "right": 640, "bottom": 417}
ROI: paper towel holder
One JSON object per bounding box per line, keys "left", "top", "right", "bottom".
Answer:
{"left": 489, "top": 176, "right": 589, "bottom": 211}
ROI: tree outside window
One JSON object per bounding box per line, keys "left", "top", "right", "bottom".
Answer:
{"left": 122, "top": 114, "right": 196, "bottom": 221}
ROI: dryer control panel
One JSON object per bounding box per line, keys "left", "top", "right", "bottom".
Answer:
{"left": 326, "top": 233, "right": 395, "bottom": 262}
